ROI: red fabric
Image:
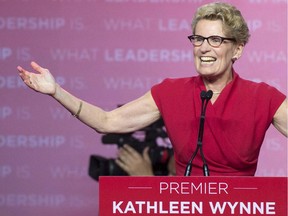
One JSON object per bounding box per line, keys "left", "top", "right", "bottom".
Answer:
{"left": 151, "top": 71, "right": 286, "bottom": 176}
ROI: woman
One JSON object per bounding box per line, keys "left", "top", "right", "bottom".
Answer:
{"left": 17, "top": 2, "right": 287, "bottom": 176}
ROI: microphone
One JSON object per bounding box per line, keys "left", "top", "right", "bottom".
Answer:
{"left": 184, "top": 90, "right": 213, "bottom": 177}
{"left": 205, "top": 90, "right": 213, "bottom": 100}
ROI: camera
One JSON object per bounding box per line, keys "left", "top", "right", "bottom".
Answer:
{"left": 88, "top": 119, "right": 173, "bottom": 181}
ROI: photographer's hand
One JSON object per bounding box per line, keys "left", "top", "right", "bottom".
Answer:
{"left": 115, "top": 144, "right": 154, "bottom": 176}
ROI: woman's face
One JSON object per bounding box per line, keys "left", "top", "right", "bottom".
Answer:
{"left": 193, "top": 19, "right": 243, "bottom": 80}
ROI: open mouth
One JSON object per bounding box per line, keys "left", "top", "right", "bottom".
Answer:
{"left": 200, "top": 56, "right": 216, "bottom": 64}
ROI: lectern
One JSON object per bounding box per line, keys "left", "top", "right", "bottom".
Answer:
{"left": 99, "top": 176, "right": 287, "bottom": 215}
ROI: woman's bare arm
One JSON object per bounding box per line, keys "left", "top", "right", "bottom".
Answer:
{"left": 273, "top": 99, "right": 287, "bottom": 137}
{"left": 18, "top": 61, "right": 161, "bottom": 134}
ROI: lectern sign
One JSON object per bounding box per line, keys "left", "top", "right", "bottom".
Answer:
{"left": 99, "top": 176, "right": 287, "bottom": 215}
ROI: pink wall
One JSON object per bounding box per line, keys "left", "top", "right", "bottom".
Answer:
{"left": 0, "top": 0, "right": 287, "bottom": 215}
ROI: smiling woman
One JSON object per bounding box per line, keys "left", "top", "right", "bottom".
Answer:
{"left": 1, "top": 0, "right": 286, "bottom": 215}
{"left": 192, "top": 19, "right": 243, "bottom": 89}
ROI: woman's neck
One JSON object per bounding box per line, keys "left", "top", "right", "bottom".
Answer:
{"left": 203, "top": 72, "right": 233, "bottom": 94}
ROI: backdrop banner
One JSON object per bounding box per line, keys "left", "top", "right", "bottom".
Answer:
{"left": 1, "top": 0, "right": 287, "bottom": 215}
{"left": 100, "top": 176, "right": 288, "bottom": 216}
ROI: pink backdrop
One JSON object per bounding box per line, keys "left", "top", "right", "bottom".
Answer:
{"left": 0, "top": 0, "right": 287, "bottom": 215}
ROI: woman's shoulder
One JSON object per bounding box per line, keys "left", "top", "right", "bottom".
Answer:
{"left": 238, "top": 76, "right": 282, "bottom": 93}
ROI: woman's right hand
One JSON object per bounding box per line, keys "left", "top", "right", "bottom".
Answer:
{"left": 17, "top": 61, "right": 57, "bottom": 95}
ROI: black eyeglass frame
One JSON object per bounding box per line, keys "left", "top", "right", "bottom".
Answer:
{"left": 188, "top": 35, "right": 236, "bottom": 48}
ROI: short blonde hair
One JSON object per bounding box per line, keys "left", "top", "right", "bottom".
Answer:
{"left": 192, "top": 2, "right": 250, "bottom": 45}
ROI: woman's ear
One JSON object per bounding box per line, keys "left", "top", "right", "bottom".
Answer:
{"left": 232, "top": 43, "right": 244, "bottom": 62}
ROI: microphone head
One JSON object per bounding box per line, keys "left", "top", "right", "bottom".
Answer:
{"left": 200, "top": 90, "right": 207, "bottom": 100}
{"left": 205, "top": 90, "right": 213, "bottom": 100}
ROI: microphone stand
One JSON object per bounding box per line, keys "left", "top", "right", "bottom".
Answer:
{"left": 184, "top": 90, "right": 213, "bottom": 177}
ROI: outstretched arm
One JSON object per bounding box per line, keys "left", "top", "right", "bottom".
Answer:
{"left": 273, "top": 99, "right": 287, "bottom": 137}
{"left": 17, "top": 61, "right": 161, "bottom": 134}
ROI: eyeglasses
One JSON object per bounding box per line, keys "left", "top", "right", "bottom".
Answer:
{"left": 188, "top": 35, "right": 236, "bottom": 48}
